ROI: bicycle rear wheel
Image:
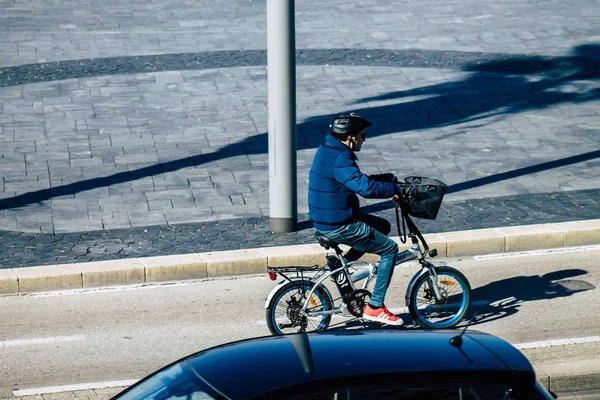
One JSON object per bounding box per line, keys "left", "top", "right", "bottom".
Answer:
{"left": 408, "top": 266, "right": 471, "bottom": 329}
{"left": 266, "top": 281, "right": 333, "bottom": 335}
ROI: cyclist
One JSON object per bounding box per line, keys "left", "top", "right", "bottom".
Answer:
{"left": 308, "top": 112, "right": 406, "bottom": 326}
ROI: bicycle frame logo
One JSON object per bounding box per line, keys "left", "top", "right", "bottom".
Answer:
{"left": 336, "top": 272, "right": 347, "bottom": 285}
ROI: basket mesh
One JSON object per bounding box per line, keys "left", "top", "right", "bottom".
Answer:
{"left": 402, "top": 176, "right": 447, "bottom": 220}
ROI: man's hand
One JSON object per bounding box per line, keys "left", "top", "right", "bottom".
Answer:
{"left": 368, "top": 173, "right": 398, "bottom": 183}
{"left": 395, "top": 183, "right": 415, "bottom": 199}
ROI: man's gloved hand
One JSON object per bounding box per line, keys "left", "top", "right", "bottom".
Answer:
{"left": 368, "top": 173, "right": 398, "bottom": 183}
{"left": 395, "top": 183, "right": 415, "bottom": 198}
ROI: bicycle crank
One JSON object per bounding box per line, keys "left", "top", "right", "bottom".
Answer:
{"left": 344, "top": 289, "right": 372, "bottom": 318}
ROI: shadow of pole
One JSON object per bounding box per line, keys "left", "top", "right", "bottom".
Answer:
{"left": 3, "top": 142, "right": 599, "bottom": 212}
{"left": 445, "top": 149, "right": 600, "bottom": 194}
{"left": 360, "top": 148, "right": 600, "bottom": 215}
{"left": 0, "top": 151, "right": 216, "bottom": 209}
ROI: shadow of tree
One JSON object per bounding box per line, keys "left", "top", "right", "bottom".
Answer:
{"left": 350, "top": 43, "right": 600, "bottom": 137}
{"left": 1, "top": 44, "right": 599, "bottom": 212}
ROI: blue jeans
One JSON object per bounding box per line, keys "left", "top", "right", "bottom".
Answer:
{"left": 319, "top": 217, "right": 399, "bottom": 308}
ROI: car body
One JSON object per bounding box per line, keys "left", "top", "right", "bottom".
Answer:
{"left": 113, "top": 329, "right": 556, "bottom": 400}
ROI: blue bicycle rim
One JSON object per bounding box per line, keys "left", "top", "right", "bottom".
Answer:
{"left": 413, "top": 270, "right": 469, "bottom": 328}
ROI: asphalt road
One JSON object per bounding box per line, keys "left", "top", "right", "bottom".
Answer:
{"left": 0, "top": 246, "right": 599, "bottom": 397}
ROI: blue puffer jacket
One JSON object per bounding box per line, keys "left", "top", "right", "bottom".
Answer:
{"left": 308, "top": 135, "right": 397, "bottom": 231}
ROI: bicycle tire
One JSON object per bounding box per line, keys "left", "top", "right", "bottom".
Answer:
{"left": 266, "top": 280, "right": 333, "bottom": 336}
{"left": 408, "top": 266, "right": 471, "bottom": 329}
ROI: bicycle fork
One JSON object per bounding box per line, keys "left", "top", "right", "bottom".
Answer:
{"left": 425, "top": 264, "right": 446, "bottom": 303}
{"left": 399, "top": 240, "right": 446, "bottom": 304}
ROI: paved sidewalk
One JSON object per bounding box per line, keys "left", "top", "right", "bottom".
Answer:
{"left": 0, "top": 0, "right": 599, "bottom": 270}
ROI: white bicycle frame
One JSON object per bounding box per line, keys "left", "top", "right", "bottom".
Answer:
{"left": 300, "top": 238, "right": 444, "bottom": 318}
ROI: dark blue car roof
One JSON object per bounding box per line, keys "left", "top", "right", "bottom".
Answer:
{"left": 188, "top": 329, "right": 535, "bottom": 399}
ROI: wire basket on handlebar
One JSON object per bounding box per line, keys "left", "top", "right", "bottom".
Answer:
{"left": 400, "top": 176, "right": 447, "bottom": 220}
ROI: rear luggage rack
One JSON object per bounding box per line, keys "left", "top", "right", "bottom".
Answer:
{"left": 268, "top": 265, "right": 325, "bottom": 282}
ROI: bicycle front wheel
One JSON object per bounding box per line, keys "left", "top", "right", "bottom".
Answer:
{"left": 408, "top": 266, "right": 471, "bottom": 329}
{"left": 266, "top": 281, "right": 333, "bottom": 335}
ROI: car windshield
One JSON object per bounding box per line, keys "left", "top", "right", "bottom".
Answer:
{"left": 255, "top": 382, "right": 536, "bottom": 400}
{"left": 113, "top": 360, "right": 225, "bottom": 400}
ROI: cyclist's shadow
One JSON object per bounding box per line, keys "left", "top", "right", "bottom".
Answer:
{"left": 331, "top": 268, "right": 594, "bottom": 331}
{"left": 466, "top": 268, "right": 594, "bottom": 326}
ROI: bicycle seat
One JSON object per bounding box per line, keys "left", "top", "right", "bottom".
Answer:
{"left": 315, "top": 232, "right": 340, "bottom": 250}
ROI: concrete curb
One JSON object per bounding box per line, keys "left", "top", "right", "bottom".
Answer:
{"left": 546, "top": 372, "right": 600, "bottom": 393}
{"left": 523, "top": 339, "right": 600, "bottom": 394}
{"left": 2, "top": 219, "right": 600, "bottom": 295}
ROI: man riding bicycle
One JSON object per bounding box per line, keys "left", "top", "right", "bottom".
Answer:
{"left": 308, "top": 113, "right": 407, "bottom": 326}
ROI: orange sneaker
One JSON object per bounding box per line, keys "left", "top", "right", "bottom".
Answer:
{"left": 362, "top": 305, "right": 404, "bottom": 326}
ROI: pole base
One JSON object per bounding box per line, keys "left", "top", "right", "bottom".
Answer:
{"left": 270, "top": 217, "right": 297, "bottom": 233}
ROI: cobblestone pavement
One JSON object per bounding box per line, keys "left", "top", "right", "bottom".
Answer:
{"left": 1, "top": 188, "right": 599, "bottom": 269}
{"left": 0, "top": 0, "right": 599, "bottom": 268}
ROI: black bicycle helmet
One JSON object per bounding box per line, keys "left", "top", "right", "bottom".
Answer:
{"left": 329, "top": 112, "right": 372, "bottom": 140}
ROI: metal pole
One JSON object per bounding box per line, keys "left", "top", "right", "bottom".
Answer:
{"left": 267, "top": 0, "right": 297, "bottom": 233}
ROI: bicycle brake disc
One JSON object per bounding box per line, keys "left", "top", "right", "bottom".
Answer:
{"left": 345, "top": 289, "right": 372, "bottom": 318}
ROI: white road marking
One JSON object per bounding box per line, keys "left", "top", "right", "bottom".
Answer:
{"left": 18, "top": 275, "right": 269, "bottom": 297}
{"left": 13, "top": 380, "right": 138, "bottom": 397}
{"left": 475, "top": 244, "right": 600, "bottom": 260}
{"left": 0, "top": 335, "right": 85, "bottom": 348}
{"left": 514, "top": 336, "right": 600, "bottom": 350}
{"left": 24, "top": 282, "right": 189, "bottom": 297}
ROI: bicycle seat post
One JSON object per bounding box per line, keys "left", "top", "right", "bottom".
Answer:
{"left": 315, "top": 232, "right": 344, "bottom": 257}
